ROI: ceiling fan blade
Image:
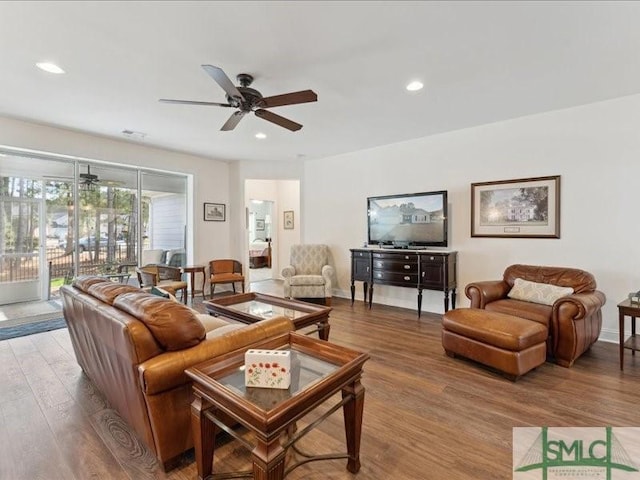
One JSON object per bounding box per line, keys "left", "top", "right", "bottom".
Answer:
{"left": 221, "top": 111, "right": 246, "bottom": 131}
{"left": 255, "top": 109, "right": 303, "bottom": 131}
{"left": 202, "top": 65, "right": 245, "bottom": 102}
{"left": 159, "top": 98, "right": 233, "bottom": 107}
{"left": 260, "top": 90, "right": 318, "bottom": 108}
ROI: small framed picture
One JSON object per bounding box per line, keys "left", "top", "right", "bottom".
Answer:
{"left": 256, "top": 219, "right": 265, "bottom": 231}
{"left": 283, "top": 210, "right": 294, "bottom": 230}
{"left": 204, "top": 203, "right": 225, "bottom": 222}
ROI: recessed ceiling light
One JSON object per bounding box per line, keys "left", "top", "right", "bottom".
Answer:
{"left": 255, "top": 132, "right": 267, "bottom": 139}
{"left": 406, "top": 81, "right": 424, "bottom": 92}
{"left": 36, "top": 62, "right": 65, "bottom": 74}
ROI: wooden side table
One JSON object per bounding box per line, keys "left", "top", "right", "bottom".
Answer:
{"left": 181, "top": 265, "right": 206, "bottom": 301}
{"left": 618, "top": 298, "right": 640, "bottom": 370}
{"left": 186, "top": 332, "right": 369, "bottom": 480}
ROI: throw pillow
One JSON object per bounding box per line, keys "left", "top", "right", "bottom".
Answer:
{"left": 508, "top": 278, "right": 574, "bottom": 306}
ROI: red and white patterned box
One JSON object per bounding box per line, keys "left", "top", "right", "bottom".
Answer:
{"left": 244, "top": 349, "right": 291, "bottom": 389}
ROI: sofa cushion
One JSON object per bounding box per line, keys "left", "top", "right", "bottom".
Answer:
{"left": 73, "top": 275, "right": 111, "bottom": 293}
{"left": 508, "top": 278, "right": 574, "bottom": 306}
{"left": 87, "top": 281, "right": 142, "bottom": 305}
{"left": 205, "top": 323, "right": 245, "bottom": 338}
{"left": 289, "top": 274, "right": 325, "bottom": 286}
{"left": 486, "top": 299, "right": 552, "bottom": 327}
{"left": 196, "top": 314, "right": 231, "bottom": 333}
{"left": 114, "top": 292, "right": 205, "bottom": 351}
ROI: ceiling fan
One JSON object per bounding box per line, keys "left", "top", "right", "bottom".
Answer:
{"left": 79, "top": 165, "right": 100, "bottom": 190}
{"left": 159, "top": 65, "right": 317, "bottom": 132}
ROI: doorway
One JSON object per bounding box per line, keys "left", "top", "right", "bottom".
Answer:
{"left": 248, "top": 199, "right": 274, "bottom": 283}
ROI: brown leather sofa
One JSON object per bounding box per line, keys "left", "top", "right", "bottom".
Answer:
{"left": 60, "top": 276, "right": 294, "bottom": 471}
{"left": 465, "top": 264, "right": 606, "bottom": 367}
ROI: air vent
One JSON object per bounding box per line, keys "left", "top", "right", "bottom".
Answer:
{"left": 121, "top": 129, "right": 147, "bottom": 139}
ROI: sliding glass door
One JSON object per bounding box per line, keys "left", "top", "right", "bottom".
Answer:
{"left": 0, "top": 151, "right": 188, "bottom": 305}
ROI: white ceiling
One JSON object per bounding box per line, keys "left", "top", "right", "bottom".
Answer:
{"left": 2, "top": 1, "right": 640, "bottom": 163}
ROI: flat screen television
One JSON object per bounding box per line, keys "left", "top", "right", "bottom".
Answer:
{"left": 367, "top": 190, "right": 448, "bottom": 248}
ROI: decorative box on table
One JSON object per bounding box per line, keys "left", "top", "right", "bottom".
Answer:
{"left": 245, "top": 349, "right": 291, "bottom": 389}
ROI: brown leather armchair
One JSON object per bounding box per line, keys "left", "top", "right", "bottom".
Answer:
{"left": 465, "top": 264, "right": 606, "bottom": 367}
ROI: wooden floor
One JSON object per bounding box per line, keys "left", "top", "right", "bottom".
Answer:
{"left": 2, "top": 289, "right": 640, "bottom": 480}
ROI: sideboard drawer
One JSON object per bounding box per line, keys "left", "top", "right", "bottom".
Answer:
{"left": 373, "top": 270, "right": 419, "bottom": 285}
{"left": 373, "top": 259, "right": 418, "bottom": 273}
{"left": 373, "top": 252, "right": 419, "bottom": 262}
{"left": 421, "top": 254, "right": 445, "bottom": 265}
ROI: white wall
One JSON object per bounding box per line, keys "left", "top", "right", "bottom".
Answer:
{"left": 0, "top": 116, "right": 231, "bottom": 267}
{"left": 304, "top": 93, "right": 640, "bottom": 342}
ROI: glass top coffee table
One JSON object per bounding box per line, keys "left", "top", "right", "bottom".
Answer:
{"left": 205, "top": 292, "right": 332, "bottom": 341}
{"left": 186, "top": 331, "right": 369, "bottom": 480}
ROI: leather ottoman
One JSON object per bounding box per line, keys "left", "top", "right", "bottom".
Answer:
{"left": 442, "top": 308, "right": 548, "bottom": 380}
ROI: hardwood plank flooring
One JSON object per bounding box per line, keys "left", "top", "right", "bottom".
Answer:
{"left": 1, "top": 292, "right": 640, "bottom": 479}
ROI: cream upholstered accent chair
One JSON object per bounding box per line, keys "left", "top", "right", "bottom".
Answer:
{"left": 281, "top": 244, "right": 333, "bottom": 306}
{"left": 141, "top": 249, "right": 166, "bottom": 266}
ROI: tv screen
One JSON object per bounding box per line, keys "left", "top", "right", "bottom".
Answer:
{"left": 367, "top": 190, "right": 448, "bottom": 247}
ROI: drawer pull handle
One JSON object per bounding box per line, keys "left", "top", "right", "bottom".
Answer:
{"left": 430, "top": 256, "right": 435, "bottom": 260}
{"left": 404, "top": 265, "right": 411, "bottom": 269}
{"left": 404, "top": 276, "right": 411, "bottom": 281}
{"left": 405, "top": 255, "right": 409, "bottom": 260}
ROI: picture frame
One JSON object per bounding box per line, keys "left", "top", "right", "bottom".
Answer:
{"left": 471, "top": 175, "right": 560, "bottom": 238}
{"left": 256, "top": 219, "right": 265, "bottom": 231}
{"left": 204, "top": 202, "right": 225, "bottom": 222}
{"left": 283, "top": 210, "right": 294, "bottom": 230}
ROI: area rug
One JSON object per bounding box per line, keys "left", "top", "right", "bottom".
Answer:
{"left": 0, "top": 317, "right": 67, "bottom": 341}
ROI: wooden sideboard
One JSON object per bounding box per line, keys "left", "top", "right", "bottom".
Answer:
{"left": 350, "top": 248, "right": 458, "bottom": 317}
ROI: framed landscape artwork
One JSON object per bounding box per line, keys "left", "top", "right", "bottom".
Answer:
{"left": 471, "top": 175, "right": 560, "bottom": 238}
{"left": 204, "top": 203, "right": 225, "bottom": 222}
{"left": 256, "top": 219, "right": 265, "bottom": 231}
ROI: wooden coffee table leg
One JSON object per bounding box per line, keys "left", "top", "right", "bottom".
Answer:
{"left": 252, "top": 438, "right": 286, "bottom": 480}
{"left": 191, "top": 394, "right": 216, "bottom": 480}
{"left": 319, "top": 319, "right": 331, "bottom": 341}
{"left": 342, "top": 379, "right": 365, "bottom": 473}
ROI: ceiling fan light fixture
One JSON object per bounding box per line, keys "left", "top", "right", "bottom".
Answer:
{"left": 406, "top": 80, "right": 424, "bottom": 92}
{"left": 79, "top": 181, "right": 95, "bottom": 192}
{"left": 255, "top": 132, "right": 267, "bottom": 139}
{"left": 36, "top": 62, "right": 65, "bottom": 74}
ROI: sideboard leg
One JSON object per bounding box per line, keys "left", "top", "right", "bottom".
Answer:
{"left": 451, "top": 289, "right": 457, "bottom": 310}
{"left": 417, "top": 288, "right": 423, "bottom": 318}
{"left": 350, "top": 283, "right": 355, "bottom": 305}
{"left": 444, "top": 290, "right": 450, "bottom": 313}
{"left": 368, "top": 285, "right": 374, "bottom": 309}
{"left": 363, "top": 282, "right": 368, "bottom": 305}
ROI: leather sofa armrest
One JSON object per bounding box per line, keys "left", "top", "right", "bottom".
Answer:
{"left": 553, "top": 290, "right": 607, "bottom": 321}
{"left": 465, "top": 280, "right": 510, "bottom": 308}
{"left": 138, "top": 316, "right": 294, "bottom": 395}
{"left": 281, "top": 265, "right": 295, "bottom": 278}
